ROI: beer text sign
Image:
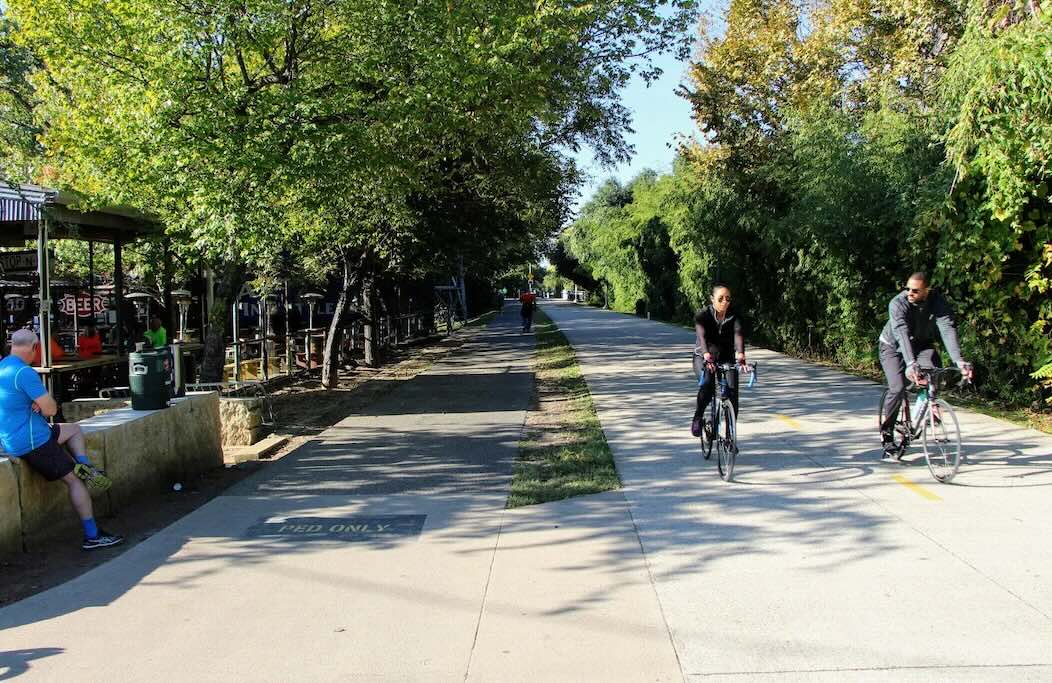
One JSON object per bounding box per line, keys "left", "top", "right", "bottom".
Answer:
{"left": 245, "top": 516, "right": 426, "bottom": 541}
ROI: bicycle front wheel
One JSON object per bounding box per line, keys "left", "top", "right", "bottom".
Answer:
{"left": 716, "top": 401, "right": 737, "bottom": 482}
{"left": 700, "top": 419, "right": 713, "bottom": 460}
{"left": 922, "top": 399, "right": 961, "bottom": 483}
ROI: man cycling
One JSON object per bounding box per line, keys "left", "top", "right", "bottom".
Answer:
{"left": 691, "top": 284, "right": 746, "bottom": 437}
{"left": 878, "top": 272, "right": 973, "bottom": 456}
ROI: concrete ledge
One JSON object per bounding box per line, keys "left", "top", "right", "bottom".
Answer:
{"left": 1, "top": 391, "right": 223, "bottom": 553}
{"left": 173, "top": 392, "right": 224, "bottom": 477}
{"left": 0, "top": 458, "right": 22, "bottom": 554}
{"left": 61, "top": 398, "right": 131, "bottom": 422}
{"left": 80, "top": 392, "right": 223, "bottom": 508}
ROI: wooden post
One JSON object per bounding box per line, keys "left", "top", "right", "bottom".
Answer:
{"left": 261, "top": 296, "right": 269, "bottom": 382}
{"left": 162, "top": 237, "right": 174, "bottom": 336}
{"left": 37, "top": 217, "right": 52, "bottom": 371}
{"left": 232, "top": 299, "right": 241, "bottom": 382}
{"left": 88, "top": 240, "right": 95, "bottom": 326}
{"left": 284, "top": 281, "right": 292, "bottom": 375}
{"left": 114, "top": 239, "right": 124, "bottom": 355}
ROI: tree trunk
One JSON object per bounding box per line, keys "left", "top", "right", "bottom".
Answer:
{"left": 362, "top": 270, "right": 381, "bottom": 367}
{"left": 321, "top": 252, "right": 359, "bottom": 389}
{"left": 200, "top": 259, "right": 246, "bottom": 383}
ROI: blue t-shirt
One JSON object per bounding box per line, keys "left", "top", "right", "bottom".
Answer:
{"left": 0, "top": 355, "right": 52, "bottom": 456}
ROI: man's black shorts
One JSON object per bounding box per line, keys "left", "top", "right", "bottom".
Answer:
{"left": 19, "top": 424, "right": 74, "bottom": 481}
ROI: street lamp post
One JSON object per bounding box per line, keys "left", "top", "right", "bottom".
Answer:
{"left": 300, "top": 292, "right": 323, "bottom": 370}
{"left": 171, "top": 289, "right": 192, "bottom": 342}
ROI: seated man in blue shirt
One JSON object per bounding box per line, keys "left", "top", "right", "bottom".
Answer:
{"left": 0, "top": 329, "right": 122, "bottom": 550}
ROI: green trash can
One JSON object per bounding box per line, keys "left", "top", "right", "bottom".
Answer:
{"left": 129, "top": 348, "right": 171, "bottom": 410}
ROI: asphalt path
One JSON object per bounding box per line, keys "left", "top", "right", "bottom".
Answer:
{"left": 543, "top": 299, "right": 1052, "bottom": 681}
{"left": 0, "top": 308, "right": 679, "bottom": 682}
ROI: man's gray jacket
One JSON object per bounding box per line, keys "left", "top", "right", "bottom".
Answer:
{"left": 878, "top": 290, "right": 964, "bottom": 366}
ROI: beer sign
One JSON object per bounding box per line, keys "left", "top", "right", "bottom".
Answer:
{"left": 58, "top": 292, "right": 109, "bottom": 316}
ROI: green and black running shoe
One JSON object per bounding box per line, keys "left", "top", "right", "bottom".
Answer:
{"left": 74, "top": 463, "right": 112, "bottom": 494}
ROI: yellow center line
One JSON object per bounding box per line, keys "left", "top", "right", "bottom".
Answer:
{"left": 776, "top": 414, "right": 802, "bottom": 429}
{"left": 892, "top": 474, "right": 942, "bottom": 501}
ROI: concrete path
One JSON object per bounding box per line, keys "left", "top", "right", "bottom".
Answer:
{"left": 543, "top": 299, "right": 1052, "bottom": 681}
{"left": 0, "top": 308, "right": 677, "bottom": 681}
{"left": 4, "top": 300, "right": 1051, "bottom": 682}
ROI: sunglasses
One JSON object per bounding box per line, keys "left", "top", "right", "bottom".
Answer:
{"left": 714, "top": 295, "right": 731, "bottom": 301}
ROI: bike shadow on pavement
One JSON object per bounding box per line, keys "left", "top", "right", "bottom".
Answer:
{"left": 0, "top": 648, "right": 63, "bottom": 681}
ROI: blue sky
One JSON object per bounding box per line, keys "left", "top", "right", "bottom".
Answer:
{"left": 569, "top": 40, "right": 699, "bottom": 214}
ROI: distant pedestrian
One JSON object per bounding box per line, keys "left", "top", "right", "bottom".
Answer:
{"left": 519, "top": 291, "right": 536, "bottom": 333}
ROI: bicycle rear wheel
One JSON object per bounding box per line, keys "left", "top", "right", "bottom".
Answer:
{"left": 716, "top": 401, "right": 737, "bottom": 482}
{"left": 922, "top": 398, "right": 961, "bottom": 483}
{"left": 877, "top": 388, "right": 907, "bottom": 455}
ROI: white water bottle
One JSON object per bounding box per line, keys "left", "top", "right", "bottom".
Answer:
{"left": 913, "top": 388, "right": 927, "bottom": 417}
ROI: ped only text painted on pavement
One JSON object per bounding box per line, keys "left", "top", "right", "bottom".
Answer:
{"left": 245, "top": 516, "right": 426, "bottom": 541}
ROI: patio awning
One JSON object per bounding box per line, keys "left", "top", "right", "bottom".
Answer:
{"left": 0, "top": 181, "right": 160, "bottom": 244}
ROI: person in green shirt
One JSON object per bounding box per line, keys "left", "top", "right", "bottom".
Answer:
{"left": 143, "top": 316, "right": 167, "bottom": 348}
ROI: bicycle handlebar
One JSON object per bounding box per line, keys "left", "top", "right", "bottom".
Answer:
{"left": 691, "top": 350, "right": 758, "bottom": 387}
{"left": 909, "top": 365, "right": 972, "bottom": 389}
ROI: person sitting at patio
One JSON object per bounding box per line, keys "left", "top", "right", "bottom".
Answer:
{"left": 0, "top": 329, "right": 122, "bottom": 550}
{"left": 30, "top": 333, "right": 65, "bottom": 366}
{"left": 143, "top": 316, "right": 167, "bottom": 349}
{"left": 77, "top": 324, "right": 103, "bottom": 358}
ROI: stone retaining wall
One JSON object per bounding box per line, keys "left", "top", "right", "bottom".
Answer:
{"left": 219, "top": 397, "right": 265, "bottom": 446}
{"left": 0, "top": 459, "right": 21, "bottom": 555}
{"left": 0, "top": 392, "right": 223, "bottom": 553}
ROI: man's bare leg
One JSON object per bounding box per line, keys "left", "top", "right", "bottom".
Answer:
{"left": 60, "top": 471, "right": 94, "bottom": 521}
{"left": 56, "top": 423, "right": 87, "bottom": 457}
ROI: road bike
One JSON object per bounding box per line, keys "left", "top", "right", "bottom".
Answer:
{"left": 878, "top": 367, "right": 968, "bottom": 483}
{"left": 692, "top": 349, "right": 756, "bottom": 482}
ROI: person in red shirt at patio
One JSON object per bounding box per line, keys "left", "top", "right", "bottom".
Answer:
{"left": 30, "top": 333, "right": 65, "bottom": 366}
{"left": 77, "top": 324, "right": 103, "bottom": 358}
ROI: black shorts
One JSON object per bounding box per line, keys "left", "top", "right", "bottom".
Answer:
{"left": 19, "top": 424, "right": 74, "bottom": 482}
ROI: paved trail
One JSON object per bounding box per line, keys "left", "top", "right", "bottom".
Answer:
{"left": 2, "top": 301, "right": 1050, "bottom": 681}
{"left": 544, "top": 300, "right": 1052, "bottom": 681}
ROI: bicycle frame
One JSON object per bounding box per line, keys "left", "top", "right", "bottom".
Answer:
{"left": 895, "top": 367, "right": 958, "bottom": 447}
{"left": 693, "top": 356, "right": 754, "bottom": 434}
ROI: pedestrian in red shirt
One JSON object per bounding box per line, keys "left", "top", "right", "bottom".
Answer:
{"left": 30, "top": 335, "right": 65, "bottom": 366}
{"left": 519, "top": 291, "right": 536, "bottom": 333}
{"left": 77, "top": 324, "right": 103, "bottom": 358}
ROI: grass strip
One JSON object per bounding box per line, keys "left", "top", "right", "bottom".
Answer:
{"left": 508, "top": 308, "right": 621, "bottom": 508}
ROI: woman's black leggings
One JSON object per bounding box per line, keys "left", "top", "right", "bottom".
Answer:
{"left": 694, "top": 366, "right": 739, "bottom": 421}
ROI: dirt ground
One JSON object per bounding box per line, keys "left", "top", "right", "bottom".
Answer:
{"left": 0, "top": 325, "right": 486, "bottom": 608}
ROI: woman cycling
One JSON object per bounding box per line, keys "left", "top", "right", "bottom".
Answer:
{"left": 691, "top": 284, "right": 747, "bottom": 437}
